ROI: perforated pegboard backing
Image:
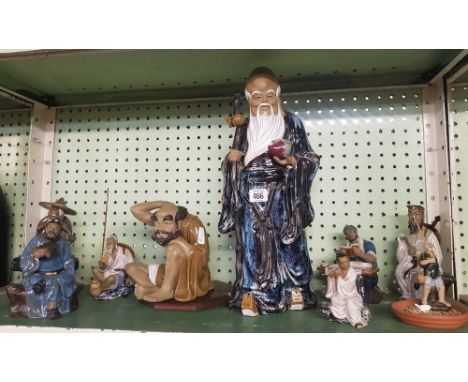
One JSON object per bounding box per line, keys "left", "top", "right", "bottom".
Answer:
{"left": 52, "top": 88, "right": 426, "bottom": 290}
{"left": 289, "top": 90, "right": 426, "bottom": 290}
{"left": 0, "top": 110, "right": 30, "bottom": 281}
{"left": 450, "top": 84, "right": 468, "bottom": 295}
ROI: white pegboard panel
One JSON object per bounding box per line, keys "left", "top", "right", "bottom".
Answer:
{"left": 52, "top": 102, "right": 233, "bottom": 283}
{"left": 285, "top": 90, "right": 426, "bottom": 290}
{"left": 421, "top": 84, "right": 453, "bottom": 276}
{"left": 0, "top": 110, "right": 31, "bottom": 281}
{"left": 50, "top": 89, "right": 427, "bottom": 291}
{"left": 449, "top": 84, "right": 468, "bottom": 295}
{"left": 24, "top": 105, "right": 56, "bottom": 243}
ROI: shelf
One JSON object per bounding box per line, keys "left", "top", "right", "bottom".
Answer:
{"left": 0, "top": 49, "right": 462, "bottom": 107}
{"left": 1, "top": 286, "right": 466, "bottom": 332}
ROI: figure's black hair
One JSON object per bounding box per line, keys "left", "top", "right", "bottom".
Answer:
{"left": 342, "top": 224, "right": 358, "bottom": 234}
{"left": 175, "top": 206, "right": 188, "bottom": 223}
{"left": 149, "top": 205, "right": 188, "bottom": 224}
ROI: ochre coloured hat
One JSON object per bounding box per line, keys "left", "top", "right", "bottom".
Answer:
{"left": 39, "top": 197, "right": 77, "bottom": 216}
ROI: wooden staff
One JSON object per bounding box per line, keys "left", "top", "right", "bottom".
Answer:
{"left": 100, "top": 188, "right": 110, "bottom": 255}
{"left": 228, "top": 91, "right": 246, "bottom": 304}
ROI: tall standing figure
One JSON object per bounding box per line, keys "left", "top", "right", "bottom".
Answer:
{"left": 219, "top": 67, "right": 320, "bottom": 315}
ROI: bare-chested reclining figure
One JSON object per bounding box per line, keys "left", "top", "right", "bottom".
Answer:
{"left": 125, "top": 201, "right": 213, "bottom": 303}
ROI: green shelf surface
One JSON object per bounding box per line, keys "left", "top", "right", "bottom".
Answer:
{"left": 1, "top": 286, "right": 466, "bottom": 333}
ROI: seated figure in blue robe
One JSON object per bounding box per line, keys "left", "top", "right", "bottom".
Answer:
{"left": 20, "top": 201, "right": 77, "bottom": 319}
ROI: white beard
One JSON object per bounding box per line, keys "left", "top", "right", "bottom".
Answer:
{"left": 244, "top": 104, "right": 285, "bottom": 166}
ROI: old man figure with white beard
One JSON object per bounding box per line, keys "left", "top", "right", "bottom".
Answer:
{"left": 219, "top": 67, "right": 320, "bottom": 315}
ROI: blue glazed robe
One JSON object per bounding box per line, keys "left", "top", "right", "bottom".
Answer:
{"left": 20, "top": 234, "right": 76, "bottom": 318}
{"left": 219, "top": 112, "right": 320, "bottom": 313}
{"left": 347, "top": 239, "right": 378, "bottom": 303}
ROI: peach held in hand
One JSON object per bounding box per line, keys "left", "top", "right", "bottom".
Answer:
{"left": 268, "top": 139, "right": 292, "bottom": 158}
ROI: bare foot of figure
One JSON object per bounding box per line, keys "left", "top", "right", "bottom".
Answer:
{"left": 89, "top": 281, "right": 102, "bottom": 297}
{"left": 439, "top": 300, "right": 451, "bottom": 308}
{"left": 147, "top": 288, "right": 174, "bottom": 302}
{"left": 134, "top": 283, "right": 174, "bottom": 302}
{"left": 134, "top": 284, "right": 150, "bottom": 300}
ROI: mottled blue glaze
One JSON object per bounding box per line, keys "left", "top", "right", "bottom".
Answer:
{"left": 20, "top": 234, "right": 76, "bottom": 318}
{"left": 219, "top": 112, "right": 320, "bottom": 313}
{"left": 347, "top": 240, "right": 378, "bottom": 303}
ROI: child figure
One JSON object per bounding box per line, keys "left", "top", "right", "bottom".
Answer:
{"left": 419, "top": 244, "right": 451, "bottom": 307}
{"left": 90, "top": 234, "right": 133, "bottom": 298}
{"left": 322, "top": 255, "right": 373, "bottom": 329}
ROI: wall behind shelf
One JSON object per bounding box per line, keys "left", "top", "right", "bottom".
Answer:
{"left": 47, "top": 87, "right": 426, "bottom": 291}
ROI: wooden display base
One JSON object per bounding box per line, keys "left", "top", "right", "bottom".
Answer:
{"left": 5, "top": 282, "right": 84, "bottom": 318}
{"left": 391, "top": 300, "right": 468, "bottom": 330}
{"left": 152, "top": 281, "right": 231, "bottom": 312}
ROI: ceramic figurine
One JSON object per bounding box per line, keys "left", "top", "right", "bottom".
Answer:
{"left": 320, "top": 255, "right": 372, "bottom": 329}
{"left": 218, "top": 67, "right": 320, "bottom": 315}
{"left": 17, "top": 198, "right": 78, "bottom": 319}
{"left": 125, "top": 201, "right": 213, "bottom": 303}
{"left": 336, "top": 225, "right": 381, "bottom": 303}
{"left": 36, "top": 197, "right": 76, "bottom": 244}
{"left": 395, "top": 204, "right": 444, "bottom": 301}
{"left": 89, "top": 234, "right": 134, "bottom": 299}
{"left": 391, "top": 207, "right": 463, "bottom": 328}
{"left": 419, "top": 244, "right": 451, "bottom": 308}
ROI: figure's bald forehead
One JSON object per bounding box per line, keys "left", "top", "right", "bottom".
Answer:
{"left": 156, "top": 203, "right": 178, "bottom": 219}
{"left": 245, "top": 76, "right": 279, "bottom": 94}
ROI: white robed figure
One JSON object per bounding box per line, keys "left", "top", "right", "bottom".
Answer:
{"left": 90, "top": 234, "right": 134, "bottom": 298}
{"left": 325, "top": 256, "right": 372, "bottom": 329}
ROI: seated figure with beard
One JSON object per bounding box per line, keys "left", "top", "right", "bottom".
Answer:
{"left": 19, "top": 199, "right": 77, "bottom": 319}
{"left": 89, "top": 234, "right": 134, "bottom": 298}
{"left": 395, "top": 204, "right": 443, "bottom": 301}
{"left": 219, "top": 67, "right": 320, "bottom": 315}
{"left": 125, "top": 201, "right": 214, "bottom": 303}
